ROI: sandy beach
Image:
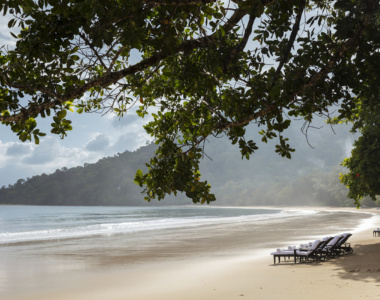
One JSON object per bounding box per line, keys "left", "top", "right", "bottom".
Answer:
{"left": 2, "top": 206, "right": 380, "bottom": 300}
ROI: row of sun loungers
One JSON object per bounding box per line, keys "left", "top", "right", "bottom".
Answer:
{"left": 271, "top": 233, "right": 353, "bottom": 264}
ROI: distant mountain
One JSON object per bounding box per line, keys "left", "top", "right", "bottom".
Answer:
{"left": 1, "top": 122, "right": 377, "bottom": 207}
{"left": 198, "top": 121, "right": 362, "bottom": 206}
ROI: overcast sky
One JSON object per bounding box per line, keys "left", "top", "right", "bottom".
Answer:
{"left": 0, "top": 16, "right": 154, "bottom": 187}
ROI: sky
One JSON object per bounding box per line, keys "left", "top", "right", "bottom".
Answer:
{"left": 0, "top": 16, "right": 153, "bottom": 187}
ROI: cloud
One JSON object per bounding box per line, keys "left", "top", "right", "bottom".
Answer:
{"left": 343, "top": 137, "right": 356, "bottom": 157}
{"left": 129, "top": 49, "right": 143, "bottom": 65}
{"left": 0, "top": 135, "right": 113, "bottom": 186}
{"left": 109, "top": 105, "right": 154, "bottom": 129}
{"left": 111, "top": 114, "right": 141, "bottom": 128}
{"left": 112, "top": 132, "right": 152, "bottom": 153}
{"left": 85, "top": 134, "right": 110, "bottom": 152}
{"left": 5, "top": 143, "right": 33, "bottom": 156}
{"left": 0, "top": 31, "right": 11, "bottom": 43}
{"left": 22, "top": 138, "right": 59, "bottom": 165}
{"left": 0, "top": 15, "right": 17, "bottom": 48}
{"left": 106, "top": 110, "right": 153, "bottom": 152}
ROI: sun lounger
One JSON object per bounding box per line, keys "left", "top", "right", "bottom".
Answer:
{"left": 373, "top": 228, "right": 380, "bottom": 237}
{"left": 312, "top": 236, "right": 333, "bottom": 259}
{"left": 336, "top": 233, "right": 353, "bottom": 254}
{"left": 319, "top": 235, "right": 341, "bottom": 258}
{"left": 271, "top": 233, "right": 353, "bottom": 264}
{"left": 271, "top": 240, "right": 323, "bottom": 264}
{"left": 271, "top": 233, "right": 354, "bottom": 264}
{"left": 293, "top": 239, "right": 328, "bottom": 263}
{"left": 271, "top": 248, "right": 294, "bottom": 264}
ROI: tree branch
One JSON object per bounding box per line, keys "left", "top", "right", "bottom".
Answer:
{"left": 105, "top": 45, "right": 129, "bottom": 74}
{"left": 224, "top": 8, "right": 256, "bottom": 69}
{"left": 79, "top": 33, "right": 107, "bottom": 69}
{"left": 0, "top": 8, "right": 249, "bottom": 123}
{"left": 141, "top": 0, "right": 217, "bottom": 5}
{"left": 1, "top": 74, "right": 59, "bottom": 99}
{"left": 217, "top": 0, "right": 379, "bottom": 132}
{"left": 272, "top": 0, "right": 305, "bottom": 84}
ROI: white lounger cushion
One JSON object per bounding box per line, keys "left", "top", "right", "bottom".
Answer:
{"left": 327, "top": 236, "right": 340, "bottom": 246}
{"left": 273, "top": 240, "right": 321, "bottom": 256}
{"left": 271, "top": 250, "right": 294, "bottom": 255}
{"left": 309, "top": 240, "right": 321, "bottom": 250}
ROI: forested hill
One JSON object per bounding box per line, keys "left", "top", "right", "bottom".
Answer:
{"left": 0, "top": 144, "right": 161, "bottom": 206}
{"left": 0, "top": 123, "right": 377, "bottom": 207}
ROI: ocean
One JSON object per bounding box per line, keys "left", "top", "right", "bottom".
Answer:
{"left": 0, "top": 205, "right": 305, "bottom": 244}
{"left": 0, "top": 205, "right": 375, "bottom": 251}
{"left": 0, "top": 205, "right": 377, "bottom": 297}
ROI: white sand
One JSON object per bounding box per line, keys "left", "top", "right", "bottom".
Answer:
{"left": 4, "top": 207, "right": 380, "bottom": 300}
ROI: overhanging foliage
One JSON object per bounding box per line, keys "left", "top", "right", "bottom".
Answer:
{"left": 1, "top": 0, "right": 379, "bottom": 204}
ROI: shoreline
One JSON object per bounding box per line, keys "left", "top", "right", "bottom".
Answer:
{"left": 3, "top": 206, "right": 380, "bottom": 300}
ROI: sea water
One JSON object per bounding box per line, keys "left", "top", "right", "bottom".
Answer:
{"left": 0, "top": 205, "right": 375, "bottom": 251}
{"left": 0, "top": 205, "right": 309, "bottom": 244}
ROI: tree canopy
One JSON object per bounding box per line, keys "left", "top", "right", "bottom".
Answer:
{"left": 1, "top": 0, "right": 379, "bottom": 205}
{"left": 334, "top": 98, "right": 380, "bottom": 205}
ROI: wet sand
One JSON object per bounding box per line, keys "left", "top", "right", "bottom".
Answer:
{"left": 2, "top": 207, "right": 380, "bottom": 300}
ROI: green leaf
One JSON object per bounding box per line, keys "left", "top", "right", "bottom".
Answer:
{"left": 20, "top": 132, "right": 28, "bottom": 142}
{"left": 57, "top": 110, "right": 67, "bottom": 119}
